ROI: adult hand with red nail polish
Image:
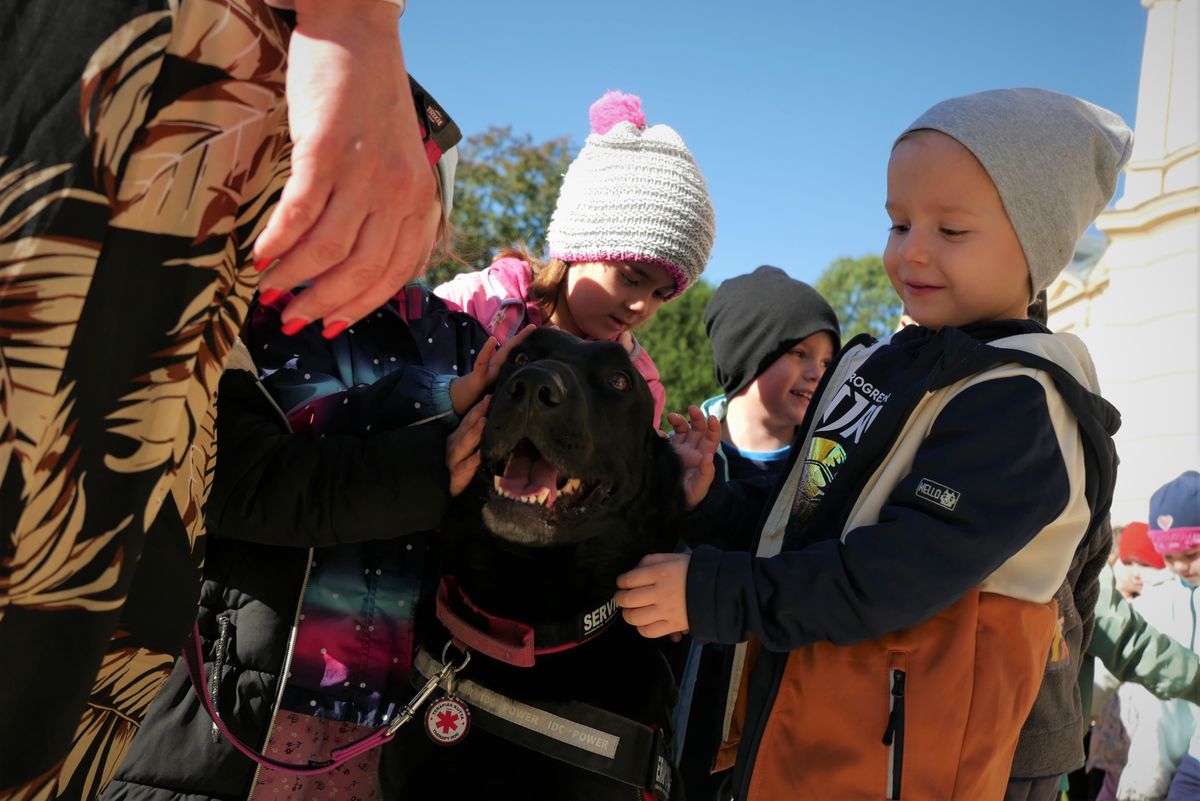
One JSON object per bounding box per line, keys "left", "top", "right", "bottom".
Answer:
{"left": 253, "top": 0, "right": 438, "bottom": 331}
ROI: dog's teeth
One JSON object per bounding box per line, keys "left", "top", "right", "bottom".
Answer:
{"left": 560, "top": 478, "right": 581, "bottom": 495}
{"left": 536, "top": 488, "right": 550, "bottom": 506}
{"left": 493, "top": 476, "right": 503, "bottom": 493}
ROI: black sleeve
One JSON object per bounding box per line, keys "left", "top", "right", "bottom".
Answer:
{"left": 206, "top": 370, "right": 451, "bottom": 548}
{"left": 252, "top": 313, "right": 456, "bottom": 433}
{"left": 683, "top": 465, "right": 776, "bottom": 551}
{"left": 687, "top": 375, "right": 1072, "bottom": 650}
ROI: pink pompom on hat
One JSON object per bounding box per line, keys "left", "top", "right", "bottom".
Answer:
{"left": 588, "top": 90, "right": 646, "bottom": 134}
{"left": 546, "top": 90, "right": 716, "bottom": 299}
{"left": 1148, "top": 471, "right": 1200, "bottom": 555}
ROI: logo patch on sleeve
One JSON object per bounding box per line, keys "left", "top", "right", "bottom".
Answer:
{"left": 916, "top": 478, "right": 961, "bottom": 511}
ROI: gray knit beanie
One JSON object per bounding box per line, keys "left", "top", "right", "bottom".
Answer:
{"left": 898, "top": 88, "right": 1133, "bottom": 298}
{"left": 547, "top": 91, "right": 716, "bottom": 299}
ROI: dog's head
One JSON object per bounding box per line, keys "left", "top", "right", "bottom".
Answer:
{"left": 472, "top": 328, "right": 682, "bottom": 555}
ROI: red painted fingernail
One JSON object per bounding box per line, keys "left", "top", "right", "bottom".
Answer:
{"left": 322, "top": 320, "right": 349, "bottom": 339}
{"left": 254, "top": 258, "right": 274, "bottom": 273}
{"left": 259, "top": 288, "right": 286, "bottom": 305}
{"left": 281, "top": 318, "right": 309, "bottom": 336}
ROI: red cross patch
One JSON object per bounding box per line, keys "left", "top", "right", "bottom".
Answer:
{"left": 425, "top": 696, "right": 470, "bottom": 745}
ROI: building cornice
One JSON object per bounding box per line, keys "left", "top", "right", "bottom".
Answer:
{"left": 1124, "top": 142, "right": 1200, "bottom": 175}
{"left": 1096, "top": 187, "right": 1200, "bottom": 235}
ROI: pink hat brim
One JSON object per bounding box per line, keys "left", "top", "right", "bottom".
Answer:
{"left": 1149, "top": 527, "right": 1200, "bottom": 555}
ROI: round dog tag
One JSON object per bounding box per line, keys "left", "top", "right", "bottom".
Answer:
{"left": 425, "top": 695, "right": 470, "bottom": 745}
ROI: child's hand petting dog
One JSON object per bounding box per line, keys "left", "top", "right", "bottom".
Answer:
{"left": 449, "top": 324, "right": 536, "bottom": 415}
{"left": 667, "top": 405, "right": 721, "bottom": 510}
{"left": 446, "top": 395, "right": 489, "bottom": 497}
{"left": 615, "top": 553, "right": 691, "bottom": 639}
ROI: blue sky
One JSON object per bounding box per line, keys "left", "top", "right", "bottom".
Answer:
{"left": 402, "top": 1, "right": 1146, "bottom": 287}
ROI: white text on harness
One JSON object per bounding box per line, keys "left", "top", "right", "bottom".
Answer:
{"left": 583, "top": 598, "right": 618, "bottom": 635}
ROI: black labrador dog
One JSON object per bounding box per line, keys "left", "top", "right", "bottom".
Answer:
{"left": 383, "top": 328, "right": 686, "bottom": 800}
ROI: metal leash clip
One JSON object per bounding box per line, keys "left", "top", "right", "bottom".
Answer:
{"left": 385, "top": 643, "right": 472, "bottom": 737}
{"left": 423, "top": 641, "right": 474, "bottom": 745}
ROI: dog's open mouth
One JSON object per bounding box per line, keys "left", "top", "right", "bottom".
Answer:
{"left": 488, "top": 439, "right": 603, "bottom": 517}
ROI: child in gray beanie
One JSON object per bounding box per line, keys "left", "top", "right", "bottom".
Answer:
{"left": 436, "top": 90, "right": 716, "bottom": 427}
{"left": 617, "top": 88, "right": 1131, "bottom": 801}
{"left": 889, "top": 88, "right": 1132, "bottom": 320}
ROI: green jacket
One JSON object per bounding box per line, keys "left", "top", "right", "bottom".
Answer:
{"left": 1088, "top": 563, "right": 1200, "bottom": 707}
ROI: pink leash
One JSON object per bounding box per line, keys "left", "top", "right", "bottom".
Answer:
{"left": 183, "top": 622, "right": 395, "bottom": 775}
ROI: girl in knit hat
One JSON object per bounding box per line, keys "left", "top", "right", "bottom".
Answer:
{"left": 435, "top": 90, "right": 716, "bottom": 427}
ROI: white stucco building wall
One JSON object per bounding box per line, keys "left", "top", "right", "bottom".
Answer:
{"left": 1047, "top": 0, "right": 1199, "bottom": 524}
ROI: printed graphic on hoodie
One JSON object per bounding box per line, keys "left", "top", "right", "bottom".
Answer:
{"left": 792, "top": 371, "right": 891, "bottom": 523}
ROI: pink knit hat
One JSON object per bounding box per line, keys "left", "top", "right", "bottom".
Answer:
{"left": 1148, "top": 471, "right": 1200, "bottom": 555}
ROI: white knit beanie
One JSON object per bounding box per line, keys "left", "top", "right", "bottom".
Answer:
{"left": 546, "top": 91, "right": 716, "bottom": 298}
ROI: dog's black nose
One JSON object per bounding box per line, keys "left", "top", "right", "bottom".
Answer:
{"left": 505, "top": 366, "right": 565, "bottom": 408}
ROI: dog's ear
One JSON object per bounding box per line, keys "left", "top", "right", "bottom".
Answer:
{"left": 642, "top": 430, "right": 687, "bottom": 545}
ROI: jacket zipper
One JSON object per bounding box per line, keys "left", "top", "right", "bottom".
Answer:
{"left": 882, "top": 669, "right": 906, "bottom": 800}
{"left": 247, "top": 549, "right": 313, "bottom": 796}
{"left": 1190, "top": 584, "right": 1198, "bottom": 651}
{"left": 738, "top": 332, "right": 1098, "bottom": 797}
{"left": 741, "top": 334, "right": 944, "bottom": 793}
{"left": 245, "top": 373, "right": 313, "bottom": 798}
{"left": 210, "top": 614, "right": 233, "bottom": 743}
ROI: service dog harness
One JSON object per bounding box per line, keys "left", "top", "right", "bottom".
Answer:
{"left": 424, "top": 576, "right": 674, "bottom": 800}
{"left": 183, "top": 577, "right": 674, "bottom": 800}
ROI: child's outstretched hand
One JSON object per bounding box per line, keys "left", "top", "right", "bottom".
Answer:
{"left": 615, "top": 553, "right": 691, "bottom": 639}
{"left": 667, "top": 405, "right": 721, "bottom": 510}
{"left": 449, "top": 325, "right": 536, "bottom": 415}
{"left": 446, "top": 395, "right": 490, "bottom": 497}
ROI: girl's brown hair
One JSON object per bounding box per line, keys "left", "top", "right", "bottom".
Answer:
{"left": 429, "top": 164, "right": 463, "bottom": 269}
{"left": 492, "top": 246, "right": 569, "bottom": 324}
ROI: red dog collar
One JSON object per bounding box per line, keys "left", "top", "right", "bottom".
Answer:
{"left": 435, "top": 575, "right": 619, "bottom": 668}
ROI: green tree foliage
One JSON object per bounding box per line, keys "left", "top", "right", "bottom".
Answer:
{"left": 426, "top": 126, "right": 575, "bottom": 287}
{"left": 814, "top": 255, "right": 903, "bottom": 341}
{"left": 637, "top": 280, "right": 721, "bottom": 426}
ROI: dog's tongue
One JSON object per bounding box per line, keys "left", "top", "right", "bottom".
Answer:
{"left": 499, "top": 450, "right": 560, "bottom": 507}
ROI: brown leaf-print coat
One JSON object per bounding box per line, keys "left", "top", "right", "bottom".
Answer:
{"left": 0, "top": 1, "right": 291, "bottom": 797}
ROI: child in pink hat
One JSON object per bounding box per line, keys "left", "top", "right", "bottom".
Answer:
{"left": 1111, "top": 470, "right": 1200, "bottom": 800}
{"left": 1149, "top": 471, "right": 1200, "bottom": 567}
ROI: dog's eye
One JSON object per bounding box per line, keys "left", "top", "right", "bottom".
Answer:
{"left": 608, "top": 373, "right": 630, "bottom": 392}
{"left": 511, "top": 351, "right": 528, "bottom": 367}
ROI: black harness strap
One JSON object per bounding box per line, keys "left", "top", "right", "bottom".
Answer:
{"left": 413, "top": 649, "right": 672, "bottom": 800}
